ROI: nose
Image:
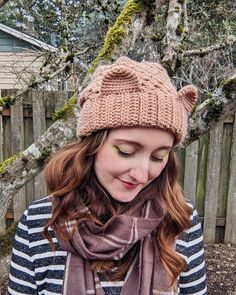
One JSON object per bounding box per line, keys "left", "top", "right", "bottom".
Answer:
{"left": 129, "top": 161, "right": 150, "bottom": 184}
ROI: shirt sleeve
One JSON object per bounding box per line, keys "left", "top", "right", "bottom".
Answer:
{"left": 8, "top": 209, "right": 37, "bottom": 295}
{"left": 177, "top": 208, "right": 208, "bottom": 295}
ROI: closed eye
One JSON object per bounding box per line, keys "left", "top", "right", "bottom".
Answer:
{"left": 115, "top": 146, "right": 134, "bottom": 158}
{"left": 151, "top": 156, "right": 164, "bottom": 162}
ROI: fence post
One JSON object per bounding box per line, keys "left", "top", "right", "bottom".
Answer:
{"left": 203, "top": 124, "right": 223, "bottom": 243}
{"left": 11, "top": 95, "right": 26, "bottom": 221}
{"left": 225, "top": 117, "right": 236, "bottom": 245}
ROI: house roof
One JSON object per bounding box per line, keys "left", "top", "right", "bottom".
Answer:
{"left": 0, "top": 22, "right": 57, "bottom": 52}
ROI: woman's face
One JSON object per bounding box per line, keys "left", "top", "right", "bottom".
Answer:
{"left": 94, "top": 127, "right": 174, "bottom": 203}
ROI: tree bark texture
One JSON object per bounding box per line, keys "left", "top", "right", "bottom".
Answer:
{"left": 183, "top": 76, "right": 236, "bottom": 147}
{"left": 162, "top": 0, "right": 183, "bottom": 67}
{"left": 0, "top": 0, "right": 9, "bottom": 9}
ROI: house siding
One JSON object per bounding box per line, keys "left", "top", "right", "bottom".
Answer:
{"left": 0, "top": 30, "right": 39, "bottom": 52}
{"left": 0, "top": 51, "right": 44, "bottom": 89}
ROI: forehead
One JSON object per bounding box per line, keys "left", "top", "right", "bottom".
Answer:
{"left": 107, "top": 127, "right": 174, "bottom": 149}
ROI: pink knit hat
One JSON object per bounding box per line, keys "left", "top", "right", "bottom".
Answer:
{"left": 77, "top": 56, "right": 197, "bottom": 145}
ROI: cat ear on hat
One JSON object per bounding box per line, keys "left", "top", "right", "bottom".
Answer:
{"left": 177, "top": 85, "right": 198, "bottom": 112}
{"left": 101, "top": 66, "right": 140, "bottom": 94}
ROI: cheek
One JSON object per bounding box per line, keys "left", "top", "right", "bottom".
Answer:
{"left": 151, "top": 161, "right": 168, "bottom": 179}
{"left": 95, "top": 148, "right": 122, "bottom": 175}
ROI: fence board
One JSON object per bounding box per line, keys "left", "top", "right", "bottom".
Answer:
{"left": 24, "top": 115, "right": 35, "bottom": 207}
{"left": 0, "top": 93, "right": 3, "bottom": 162}
{"left": 10, "top": 96, "right": 26, "bottom": 221}
{"left": 216, "top": 122, "right": 233, "bottom": 242}
{"left": 2, "top": 115, "right": 11, "bottom": 160}
{"left": 225, "top": 118, "right": 236, "bottom": 245}
{"left": 0, "top": 115, "right": 2, "bottom": 163}
{"left": 32, "top": 91, "right": 47, "bottom": 199}
{"left": 196, "top": 133, "right": 209, "bottom": 217}
{"left": 177, "top": 148, "right": 185, "bottom": 187}
{"left": 0, "top": 92, "right": 5, "bottom": 233}
{"left": 203, "top": 124, "right": 223, "bottom": 243}
{"left": 0, "top": 107, "right": 12, "bottom": 233}
{"left": 184, "top": 141, "right": 199, "bottom": 205}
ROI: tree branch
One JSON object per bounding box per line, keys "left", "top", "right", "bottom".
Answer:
{"left": 181, "top": 36, "right": 236, "bottom": 57}
{"left": 182, "top": 75, "right": 236, "bottom": 147}
{"left": 162, "top": 0, "right": 183, "bottom": 69}
{"left": 0, "top": 0, "right": 9, "bottom": 9}
{"left": 88, "top": 0, "right": 145, "bottom": 73}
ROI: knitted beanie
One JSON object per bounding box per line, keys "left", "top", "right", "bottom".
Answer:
{"left": 77, "top": 56, "right": 197, "bottom": 145}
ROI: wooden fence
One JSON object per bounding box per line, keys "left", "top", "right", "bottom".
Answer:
{"left": 0, "top": 89, "right": 70, "bottom": 231}
{"left": 0, "top": 89, "right": 235, "bottom": 244}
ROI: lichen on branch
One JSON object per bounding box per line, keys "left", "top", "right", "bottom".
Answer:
{"left": 89, "top": 0, "right": 144, "bottom": 73}
{"left": 0, "top": 222, "right": 17, "bottom": 259}
{"left": 0, "top": 153, "right": 22, "bottom": 176}
{"left": 52, "top": 96, "right": 78, "bottom": 122}
{"left": 0, "top": 96, "right": 13, "bottom": 108}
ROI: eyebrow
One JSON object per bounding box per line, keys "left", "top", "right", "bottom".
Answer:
{"left": 114, "top": 139, "right": 172, "bottom": 151}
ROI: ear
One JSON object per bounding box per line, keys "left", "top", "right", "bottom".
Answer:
{"left": 101, "top": 66, "right": 140, "bottom": 94}
{"left": 177, "top": 85, "right": 198, "bottom": 112}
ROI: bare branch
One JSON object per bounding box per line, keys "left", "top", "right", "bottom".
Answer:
{"left": 162, "top": 0, "right": 183, "bottom": 68}
{"left": 182, "top": 1, "right": 189, "bottom": 36}
{"left": 182, "top": 37, "right": 236, "bottom": 57}
{"left": 156, "top": 0, "right": 167, "bottom": 9}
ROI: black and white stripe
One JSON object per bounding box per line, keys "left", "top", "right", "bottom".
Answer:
{"left": 8, "top": 196, "right": 207, "bottom": 295}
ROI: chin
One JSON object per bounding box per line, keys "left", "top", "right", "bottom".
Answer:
{"left": 110, "top": 193, "right": 138, "bottom": 203}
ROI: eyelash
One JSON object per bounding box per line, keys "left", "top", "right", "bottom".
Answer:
{"left": 151, "top": 156, "right": 164, "bottom": 162}
{"left": 116, "top": 146, "right": 134, "bottom": 158}
{"left": 115, "top": 146, "right": 164, "bottom": 162}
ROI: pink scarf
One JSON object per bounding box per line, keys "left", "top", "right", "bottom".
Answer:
{"left": 52, "top": 197, "right": 176, "bottom": 295}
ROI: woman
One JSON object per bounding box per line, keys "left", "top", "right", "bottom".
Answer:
{"left": 8, "top": 56, "right": 207, "bottom": 295}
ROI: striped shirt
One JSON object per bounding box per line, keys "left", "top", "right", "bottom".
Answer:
{"left": 8, "top": 196, "right": 207, "bottom": 295}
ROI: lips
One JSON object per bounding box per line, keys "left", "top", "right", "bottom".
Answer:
{"left": 119, "top": 179, "right": 139, "bottom": 190}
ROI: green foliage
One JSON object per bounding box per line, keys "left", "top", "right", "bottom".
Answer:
{"left": 176, "top": 24, "right": 184, "bottom": 36}
{"left": 0, "top": 222, "right": 17, "bottom": 258}
{"left": 151, "top": 33, "right": 163, "bottom": 42}
{"left": 89, "top": 0, "right": 143, "bottom": 73}
{"left": 36, "top": 148, "right": 51, "bottom": 167}
{"left": 204, "top": 99, "right": 223, "bottom": 124}
{"left": 0, "top": 153, "right": 22, "bottom": 176}
{"left": 0, "top": 96, "right": 13, "bottom": 108}
{"left": 189, "top": 128, "right": 200, "bottom": 142}
{"left": 187, "top": 1, "right": 235, "bottom": 46}
{"left": 220, "top": 77, "right": 236, "bottom": 99}
{"left": 207, "top": 92, "right": 213, "bottom": 98}
{"left": 162, "top": 60, "right": 175, "bottom": 77}
{"left": 52, "top": 96, "right": 78, "bottom": 122}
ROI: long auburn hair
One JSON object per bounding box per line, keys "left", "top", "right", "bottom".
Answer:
{"left": 44, "top": 129, "right": 192, "bottom": 289}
